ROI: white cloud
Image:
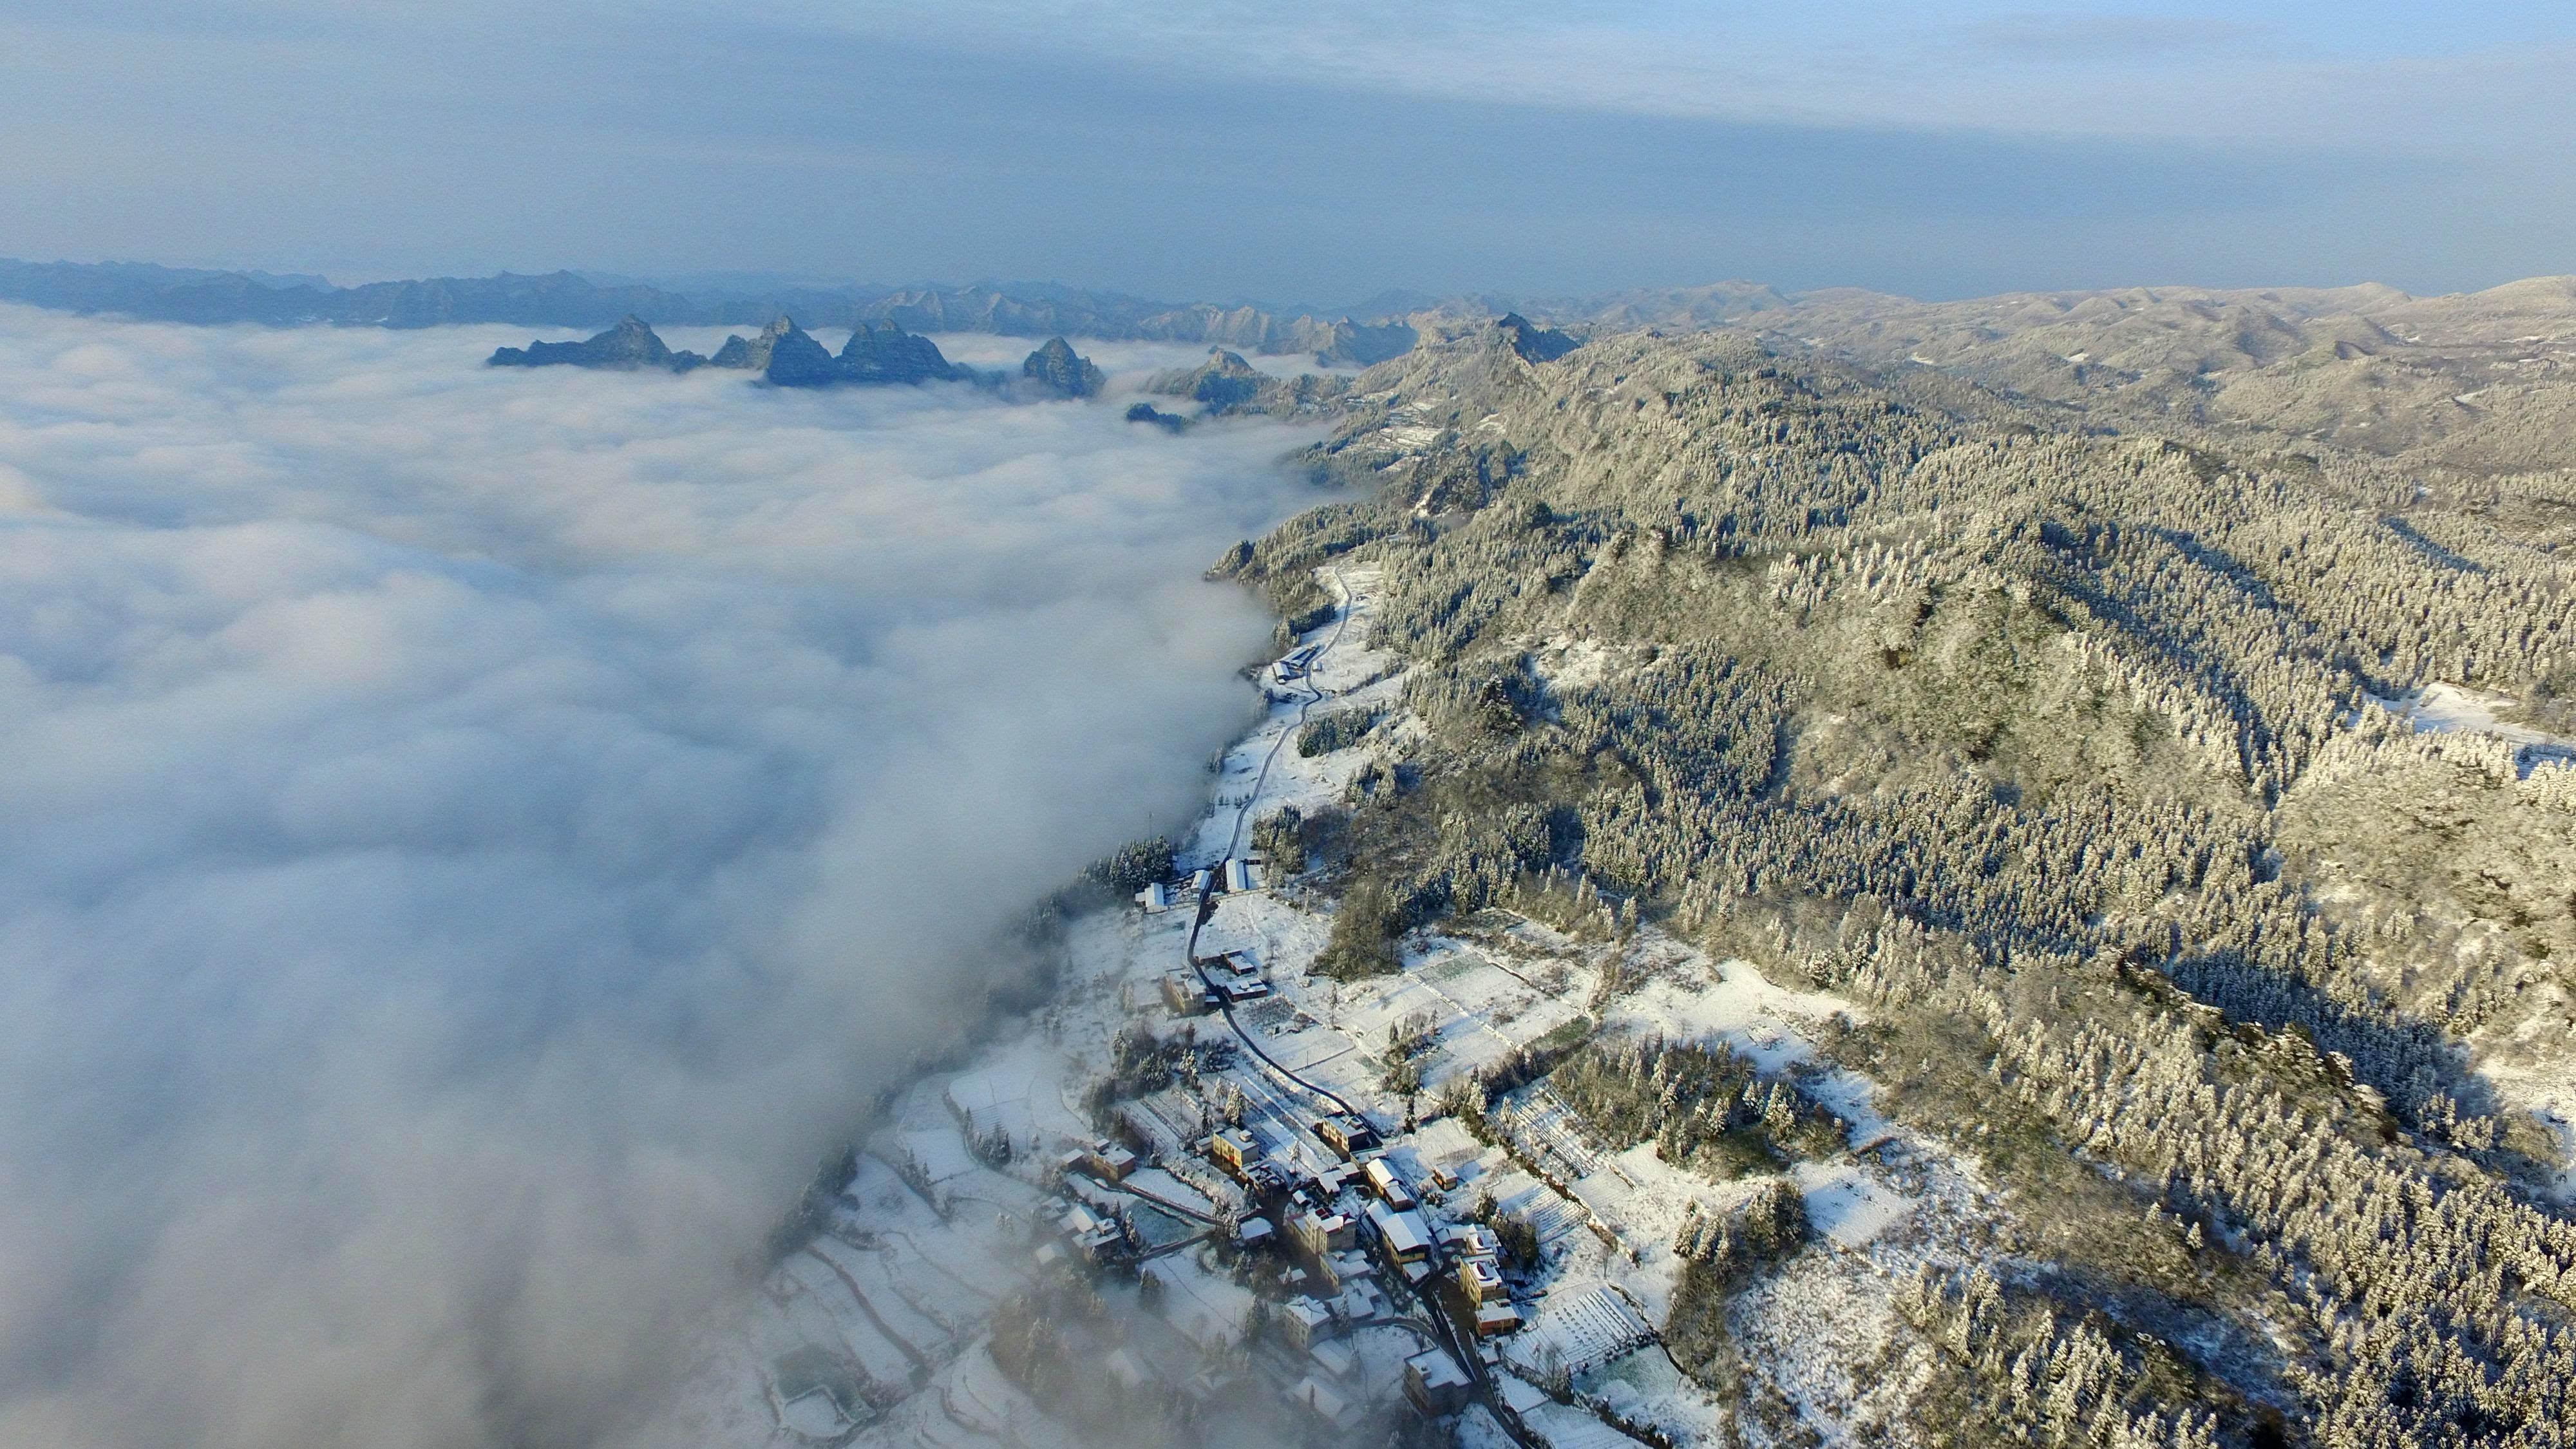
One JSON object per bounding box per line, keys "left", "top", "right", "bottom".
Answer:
{"left": 1967, "top": 11, "right": 2252, "bottom": 56}
{"left": 743, "top": 0, "right": 2576, "bottom": 147}
{"left": 0, "top": 307, "right": 1309, "bottom": 1447}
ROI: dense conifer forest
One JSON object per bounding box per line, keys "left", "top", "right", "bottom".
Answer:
{"left": 1215, "top": 317, "right": 2576, "bottom": 1447}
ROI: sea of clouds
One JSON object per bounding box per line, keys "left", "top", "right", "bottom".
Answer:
{"left": 0, "top": 307, "right": 1314, "bottom": 1448}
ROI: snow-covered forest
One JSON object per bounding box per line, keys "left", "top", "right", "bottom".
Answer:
{"left": 1213, "top": 316, "right": 2576, "bottom": 1447}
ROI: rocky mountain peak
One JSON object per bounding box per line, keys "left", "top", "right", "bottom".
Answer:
{"left": 709, "top": 314, "right": 800, "bottom": 371}
{"left": 832, "top": 320, "right": 964, "bottom": 386}
{"left": 1495, "top": 312, "right": 1579, "bottom": 363}
{"left": 485, "top": 315, "right": 701, "bottom": 372}
{"left": 760, "top": 317, "right": 840, "bottom": 387}
{"left": 1173, "top": 348, "right": 1265, "bottom": 410}
{"left": 1021, "top": 337, "right": 1106, "bottom": 397}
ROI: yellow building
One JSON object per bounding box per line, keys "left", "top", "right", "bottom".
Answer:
{"left": 1458, "top": 1256, "right": 1505, "bottom": 1305}
{"left": 1209, "top": 1126, "right": 1260, "bottom": 1177}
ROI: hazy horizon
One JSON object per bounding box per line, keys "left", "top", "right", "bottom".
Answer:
{"left": 3, "top": 3, "right": 2571, "bottom": 303}
{"left": 28, "top": 256, "right": 2576, "bottom": 320}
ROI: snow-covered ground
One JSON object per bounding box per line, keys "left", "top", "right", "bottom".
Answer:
{"left": 2371, "top": 681, "right": 2576, "bottom": 775}
{"left": 2388, "top": 682, "right": 2559, "bottom": 746}
{"left": 2476, "top": 1042, "right": 2576, "bottom": 1204}
{"left": 633, "top": 566, "right": 1406, "bottom": 1445}
{"left": 2357, "top": 683, "right": 2576, "bottom": 1197}
{"left": 638, "top": 562, "right": 2014, "bottom": 1448}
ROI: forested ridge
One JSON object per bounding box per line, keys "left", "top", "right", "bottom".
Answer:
{"left": 1219, "top": 319, "right": 2576, "bottom": 1446}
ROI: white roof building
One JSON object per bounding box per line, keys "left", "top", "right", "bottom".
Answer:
{"left": 1309, "top": 1338, "right": 1359, "bottom": 1380}
{"left": 1363, "top": 1158, "right": 1416, "bottom": 1209}
{"left": 1440, "top": 1223, "right": 1502, "bottom": 1260}
{"left": 1364, "top": 1200, "right": 1434, "bottom": 1261}
{"left": 1332, "top": 1281, "right": 1381, "bottom": 1322}
{"left": 1289, "top": 1374, "right": 1363, "bottom": 1429}
{"left": 1404, "top": 1348, "right": 1475, "bottom": 1414}
{"left": 1281, "top": 1297, "right": 1336, "bottom": 1349}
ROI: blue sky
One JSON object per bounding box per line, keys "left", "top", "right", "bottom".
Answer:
{"left": 0, "top": 1, "right": 2570, "bottom": 301}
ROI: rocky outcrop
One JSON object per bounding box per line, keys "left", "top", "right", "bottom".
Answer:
{"left": 705, "top": 316, "right": 965, "bottom": 388}
{"left": 761, "top": 319, "right": 842, "bottom": 387}
{"left": 1144, "top": 348, "right": 1352, "bottom": 417}
{"left": 486, "top": 316, "right": 706, "bottom": 371}
{"left": 708, "top": 316, "right": 794, "bottom": 371}
{"left": 1155, "top": 349, "right": 1268, "bottom": 412}
{"left": 1495, "top": 312, "right": 1579, "bottom": 363}
{"left": 1021, "top": 337, "right": 1106, "bottom": 397}
{"left": 835, "top": 321, "right": 965, "bottom": 386}
{"left": 1124, "top": 402, "right": 1188, "bottom": 433}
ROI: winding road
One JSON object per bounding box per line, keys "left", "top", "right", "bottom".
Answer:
{"left": 1184, "top": 567, "right": 1374, "bottom": 1126}
{"left": 1175, "top": 569, "right": 1544, "bottom": 1448}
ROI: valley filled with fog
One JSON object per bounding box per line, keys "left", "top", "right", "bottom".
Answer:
{"left": 0, "top": 307, "right": 1312, "bottom": 1448}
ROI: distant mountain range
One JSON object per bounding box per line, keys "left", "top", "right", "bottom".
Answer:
{"left": 0, "top": 259, "right": 1423, "bottom": 366}
{"left": 485, "top": 314, "right": 1142, "bottom": 399}
{"left": 19, "top": 259, "right": 2575, "bottom": 469}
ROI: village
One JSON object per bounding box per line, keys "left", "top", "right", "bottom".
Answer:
{"left": 659, "top": 568, "right": 1985, "bottom": 1449}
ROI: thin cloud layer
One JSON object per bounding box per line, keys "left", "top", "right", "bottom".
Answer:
{"left": 9, "top": 5, "right": 2574, "bottom": 301}
{"left": 0, "top": 306, "right": 1309, "bottom": 1448}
